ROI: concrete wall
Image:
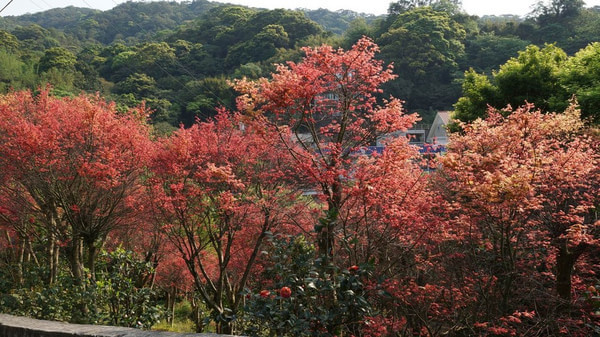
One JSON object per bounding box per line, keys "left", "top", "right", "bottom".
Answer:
{"left": 0, "top": 314, "right": 235, "bottom": 337}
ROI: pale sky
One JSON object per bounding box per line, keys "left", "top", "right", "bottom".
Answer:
{"left": 2, "top": 0, "right": 600, "bottom": 17}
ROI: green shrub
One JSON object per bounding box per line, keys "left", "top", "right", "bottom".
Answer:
{"left": 0, "top": 248, "right": 162, "bottom": 329}
{"left": 174, "top": 300, "right": 193, "bottom": 321}
{"left": 242, "top": 234, "right": 373, "bottom": 337}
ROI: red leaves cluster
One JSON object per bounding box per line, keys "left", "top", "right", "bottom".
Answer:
{"left": 234, "top": 37, "right": 419, "bottom": 190}
{"left": 146, "top": 110, "right": 311, "bottom": 326}
{"left": 435, "top": 103, "right": 600, "bottom": 334}
{"left": 0, "top": 89, "right": 152, "bottom": 281}
{"left": 0, "top": 38, "right": 598, "bottom": 337}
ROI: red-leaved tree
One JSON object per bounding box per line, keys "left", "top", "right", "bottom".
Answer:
{"left": 147, "top": 111, "right": 310, "bottom": 334}
{"left": 438, "top": 103, "right": 600, "bottom": 334}
{"left": 234, "top": 37, "right": 419, "bottom": 262}
{"left": 0, "top": 89, "right": 152, "bottom": 285}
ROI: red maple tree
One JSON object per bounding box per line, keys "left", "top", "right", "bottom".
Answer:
{"left": 438, "top": 103, "right": 600, "bottom": 334}
{"left": 0, "top": 89, "right": 152, "bottom": 284}
{"left": 147, "top": 111, "right": 310, "bottom": 333}
{"left": 234, "top": 37, "right": 419, "bottom": 261}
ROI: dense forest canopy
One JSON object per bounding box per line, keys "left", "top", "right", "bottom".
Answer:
{"left": 2, "top": 0, "right": 600, "bottom": 127}
{"left": 1, "top": 1, "right": 600, "bottom": 336}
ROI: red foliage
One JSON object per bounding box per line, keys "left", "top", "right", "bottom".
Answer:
{"left": 437, "top": 103, "right": 600, "bottom": 333}
{"left": 147, "top": 110, "right": 311, "bottom": 332}
{"left": 154, "top": 251, "right": 194, "bottom": 293}
{"left": 234, "top": 37, "right": 419, "bottom": 258}
{"left": 0, "top": 89, "right": 152, "bottom": 281}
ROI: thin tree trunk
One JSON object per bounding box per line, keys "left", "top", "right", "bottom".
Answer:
{"left": 216, "top": 320, "right": 233, "bottom": 335}
{"left": 52, "top": 242, "right": 59, "bottom": 283}
{"left": 47, "top": 233, "right": 56, "bottom": 285}
{"left": 25, "top": 237, "right": 37, "bottom": 265}
{"left": 166, "top": 288, "right": 176, "bottom": 326}
{"left": 86, "top": 241, "right": 98, "bottom": 279}
{"left": 68, "top": 237, "right": 84, "bottom": 285}
{"left": 16, "top": 237, "right": 24, "bottom": 286}
{"left": 191, "top": 296, "right": 204, "bottom": 333}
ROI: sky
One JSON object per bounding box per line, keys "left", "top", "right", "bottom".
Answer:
{"left": 2, "top": 0, "right": 600, "bottom": 17}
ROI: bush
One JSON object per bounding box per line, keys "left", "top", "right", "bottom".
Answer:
{"left": 0, "top": 248, "right": 162, "bottom": 329}
{"left": 242, "top": 234, "right": 374, "bottom": 337}
{"left": 174, "top": 300, "right": 193, "bottom": 321}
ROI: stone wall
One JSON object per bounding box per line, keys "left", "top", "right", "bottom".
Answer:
{"left": 0, "top": 314, "right": 235, "bottom": 337}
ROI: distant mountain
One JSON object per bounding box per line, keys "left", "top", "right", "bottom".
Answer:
{"left": 0, "top": 7, "right": 99, "bottom": 30}
{"left": 0, "top": 1, "right": 380, "bottom": 46}
{"left": 0, "top": 1, "right": 220, "bottom": 44}
{"left": 303, "top": 8, "right": 383, "bottom": 35}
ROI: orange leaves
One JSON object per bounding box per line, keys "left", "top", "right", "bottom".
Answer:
{"left": 441, "top": 103, "right": 598, "bottom": 228}
{"left": 147, "top": 110, "right": 310, "bottom": 294}
{"left": 233, "top": 38, "right": 420, "bottom": 233}
{"left": 439, "top": 101, "right": 600, "bottom": 316}
{"left": 0, "top": 89, "right": 152, "bottom": 186}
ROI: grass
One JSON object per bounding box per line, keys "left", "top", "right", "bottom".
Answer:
{"left": 152, "top": 319, "right": 195, "bottom": 333}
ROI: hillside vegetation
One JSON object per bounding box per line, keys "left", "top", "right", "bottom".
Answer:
{"left": 2, "top": 0, "right": 600, "bottom": 127}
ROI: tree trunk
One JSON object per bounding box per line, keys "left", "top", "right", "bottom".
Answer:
{"left": 52, "top": 242, "right": 59, "bottom": 284}
{"left": 16, "top": 237, "right": 24, "bottom": 286}
{"left": 318, "top": 203, "right": 336, "bottom": 263}
{"left": 216, "top": 320, "right": 233, "bottom": 335}
{"left": 85, "top": 241, "right": 98, "bottom": 279}
{"left": 166, "top": 287, "right": 176, "bottom": 326}
{"left": 191, "top": 296, "right": 204, "bottom": 333}
{"left": 556, "top": 240, "right": 588, "bottom": 302}
{"left": 45, "top": 212, "right": 60, "bottom": 285}
{"left": 47, "top": 233, "right": 56, "bottom": 285}
{"left": 556, "top": 250, "right": 573, "bottom": 301}
{"left": 67, "top": 237, "right": 84, "bottom": 285}
{"left": 319, "top": 181, "right": 341, "bottom": 335}
{"left": 66, "top": 236, "right": 88, "bottom": 322}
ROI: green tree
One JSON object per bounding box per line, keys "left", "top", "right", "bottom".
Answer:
{"left": 38, "top": 47, "right": 77, "bottom": 73}
{"left": 176, "top": 77, "right": 236, "bottom": 125}
{"left": 453, "top": 69, "right": 499, "bottom": 123}
{"left": 225, "top": 24, "right": 290, "bottom": 67}
{"left": 113, "top": 73, "right": 157, "bottom": 98}
{"left": 527, "top": 0, "right": 592, "bottom": 54}
{"left": 12, "top": 24, "right": 48, "bottom": 41}
{"left": 0, "top": 30, "right": 19, "bottom": 51}
{"left": 173, "top": 5, "right": 254, "bottom": 51}
{"left": 378, "top": 7, "right": 466, "bottom": 109}
{"left": 464, "top": 33, "right": 530, "bottom": 74}
{"left": 175, "top": 41, "right": 221, "bottom": 77}
{"left": 135, "top": 42, "right": 176, "bottom": 72}
{"left": 37, "top": 47, "right": 78, "bottom": 93}
{"left": 108, "top": 49, "right": 137, "bottom": 82}
{"left": 532, "top": 0, "right": 585, "bottom": 22}
{"left": 342, "top": 18, "right": 373, "bottom": 48}
{"left": 247, "top": 9, "right": 322, "bottom": 45}
{"left": 0, "top": 50, "right": 36, "bottom": 92}
{"left": 559, "top": 42, "right": 600, "bottom": 122}
{"left": 305, "top": 8, "right": 376, "bottom": 36}
{"left": 171, "top": 6, "right": 321, "bottom": 72}
{"left": 74, "top": 46, "right": 104, "bottom": 92}
{"left": 454, "top": 44, "right": 568, "bottom": 123}
{"left": 232, "top": 62, "right": 264, "bottom": 79}
{"left": 562, "top": 8, "right": 600, "bottom": 55}
{"left": 388, "top": 0, "right": 462, "bottom": 14}
{"left": 494, "top": 44, "right": 567, "bottom": 111}
{"left": 11, "top": 24, "right": 59, "bottom": 50}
